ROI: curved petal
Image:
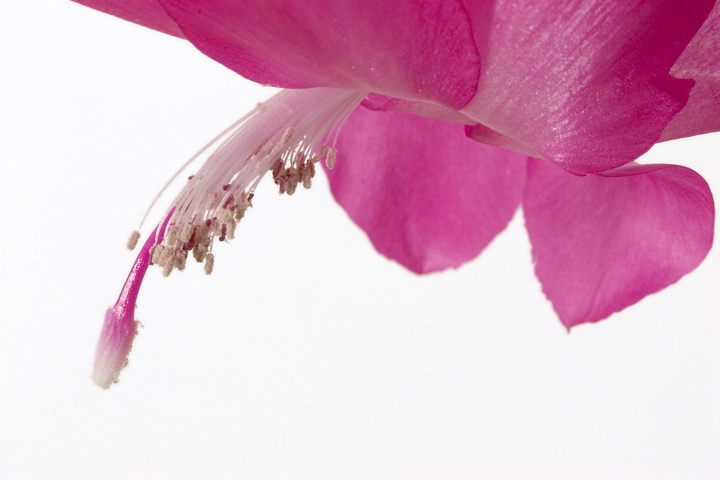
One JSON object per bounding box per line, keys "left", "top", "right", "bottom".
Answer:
{"left": 523, "top": 158, "right": 715, "bottom": 329}
{"left": 72, "top": 0, "right": 185, "bottom": 38}
{"left": 361, "top": 93, "right": 476, "bottom": 125}
{"left": 156, "top": 0, "right": 480, "bottom": 109}
{"left": 325, "top": 106, "right": 528, "bottom": 274}
{"left": 661, "top": 4, "right": 720, "bottom": 141}
{"left": 461, "top": 0, "right": 713, "bottom": 174}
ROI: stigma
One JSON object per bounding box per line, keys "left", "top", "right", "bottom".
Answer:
{"left": 92, "top": 88, "right": 366, "bottom": 388}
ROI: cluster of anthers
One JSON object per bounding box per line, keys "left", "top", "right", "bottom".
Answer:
{"left": 125, "top": 88, "right": 354, "bottom": 279}
{"left": 125, "top": 138, "right": 337, "bottom": 277}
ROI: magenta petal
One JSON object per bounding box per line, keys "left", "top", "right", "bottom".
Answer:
{"left": 661, "top": 5, "right": 720, "bottom": 141}
{"left": 325, "top": 107, "right": 528, "bottom": 274}
{"left": 462, "top": 0, "right": 714, "bottom": 173}
{"left": 72, "top": 0, "right": 185, "bottom": 38}
{"left": 523, "top": 158, "right": 715, "bottom": 329}
{"left": 156, "top": 0, "right": 480, "bottom": 109}
{"left": 362, "top": 93, "right": 477, "bottom": 125}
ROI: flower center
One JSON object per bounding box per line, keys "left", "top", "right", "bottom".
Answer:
{"left": 92, "top": 88, "right": 366, "bottom": 388}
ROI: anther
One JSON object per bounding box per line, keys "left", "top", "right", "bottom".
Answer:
{"left": 286, "top": 166, "right": 300, "bottom": 196}
{"left": 165, "top": 225, "right": 179, "bottom": 246}
{"left": 193, "top": 243, "right": 208, "bottom": 263}
{"left": 159, "top": 246, "right": 174, "bottom": 269}
{"left": 325, "top": 147, "right": 337, "bottom": 169}
{"left": 205, "top": 193, "right": 221, "bottom": 210}
{"left": 234, "top": 205, "right": 248, "bottom": 221}
{"left": 162, "top": 261, "right": 173, "bottom": 277}
{"left": 126, "top": 231, "right": 140, "bottom": 250}
{"left": 301, "top": 161, "right": 315, "bottom": 189}
{"left": 151, "top": 245, "right": 166, "bottom": 265}
{"left": 180, "top": 223, "right": 195, "bottom": 243}
{"left": 204, "top": 253, "right": 215, "bottom": 275}
{"left": 173, "top": 250, "right": 188, "bottom": 271}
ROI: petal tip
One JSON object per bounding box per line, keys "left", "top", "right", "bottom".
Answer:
{"left": 525, "top": 159, "right": 715, "bottom": 330}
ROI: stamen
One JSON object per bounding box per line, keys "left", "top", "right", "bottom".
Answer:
{"left": 96, "top": 88, "right": 365, "bottom": 388}
{"left": 142, "top": 88, "right": 365, "bottom": 277}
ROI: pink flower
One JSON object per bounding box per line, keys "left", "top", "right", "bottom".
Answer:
{"left": 73, "top": 0, "right": 717, "bottom": 388}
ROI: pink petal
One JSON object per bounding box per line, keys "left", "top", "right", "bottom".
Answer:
{"left": 362, "top": 93, "right": 476, "bottom": 125}
{"left": 661, "top": 4, "right": 720, "bottom": 141}
{"left": 325, "top": 106, "right": 527, "bottom": 274}
{"left": 523, "top": 158, "right": 715, "bottom": 329}
{"left": 462, "top": 0, "right": 714, "bottom": 174}
{"left": 72, "top": 0, "right": 185, "bottom": 38}
{"left": 156, "top": 0, "right": 480, "bottom": 109}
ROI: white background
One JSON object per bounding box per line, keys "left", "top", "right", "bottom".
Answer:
{"left": 1, "top": 1, "right": 719, "bottom": 479}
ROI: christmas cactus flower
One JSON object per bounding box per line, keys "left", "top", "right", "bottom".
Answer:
{"left": 71, "top": 0, "right": 718, "bottom": 388}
